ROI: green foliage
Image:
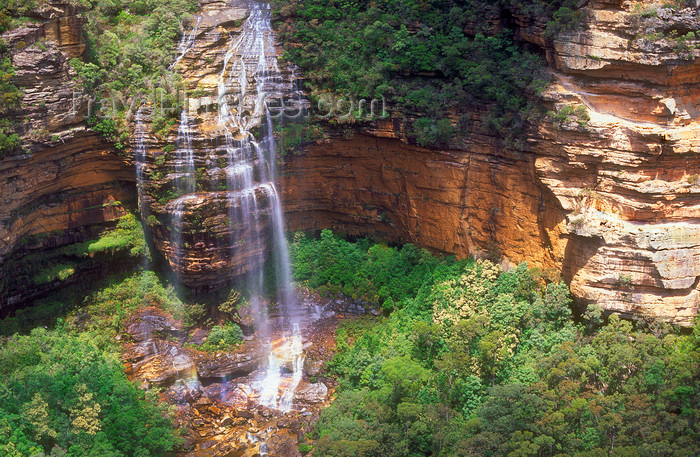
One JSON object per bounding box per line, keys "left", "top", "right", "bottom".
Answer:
{"left": 294, "top": 232, "right": 700, "bottom": 457}
{"left": 86, "top": 270, "right": 182, "bottom": 332}
{"left": 1, "top": 213, "right": 147, "bottom": 305}
{"left": 544, "top": 6, "right": 583, "bottom": 38}
{"left": 66, "top": 0, "right": 197, "bottom": 142}
{"left": 85, "top": 213, "right": 147, "bottom": 257}
{"left": 274, "top": 118, "right": 326, "bottom": 157}
{"left": 547, "top": 103, "right": 590, "bottom": 128}
{"left": 33, "top": 263, "right": 76, "bottom": 285}
{"left": 272, "top": 0, "right": 568, "bottom": 146}
{"left": 196, "top": 323, "right": 244, "bottom": 352}
{"left": 413, "top": 117, "right": 454, "bottom": 148}
{"left": 0, "top": 326, "right": 181, "bottom": 456}
{"left": 290, "top": 230, "right": 447, "bottom": 310}
{"left": 86, "top": 116, "right": 128, "bottom": 149}
{"left": 0, "top": 0, "right": 40, "bottom": 26}
{"left": 0, "top": 48, "right": 21, "bottom": 156}
{"left": 218, "top": 288, "right": 246, "bottom": 317}
{"left": 0, "top": 118, "right": 20, "bottom": 157}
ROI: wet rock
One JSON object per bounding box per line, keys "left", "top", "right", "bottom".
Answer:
{"left": 189, "top": 328, "right": 209, "bottom": 345}
{"left": 234, "top": 303, "right": 256, "bottom": 333}
{"left": 200, "top": 438, "right": 218, "bottom": 450}
{"left": 193, "top": 345, "right": 264, "bottom": 380}
{"left": 303, "top": 358, "right": 324, "bottom": 377}
{"left": 125, "top": 311, "right": 180, "bottom": 342}
{"left": 295, "top": 382, "right": 329, "bottom": 405}
{"left": 237, "top": 410, "right": 254, "bottom": 420}
{"left": 196, "top": 396, "right": 213, "bottom": 406}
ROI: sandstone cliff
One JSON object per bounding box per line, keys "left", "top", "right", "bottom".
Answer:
{"left": 0, "top": 1, "right": 135, "bottom": 311}
{"left": 2, "top": 0, "right": 697, "bottom": 324}
{"left": 283, "top": 0, "right": 700, "bottom": 324}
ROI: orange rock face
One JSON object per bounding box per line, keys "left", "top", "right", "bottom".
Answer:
{"left": 283, "top": 1, "right": 700, "bottom": 324}
{"left": 282, "top": 133, "right": 566, "bottom": 273}
{"left": 0, "top": 1, "right": 135, "bottom": 310}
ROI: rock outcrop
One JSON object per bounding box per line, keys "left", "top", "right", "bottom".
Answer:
{"left": 0, "top": 1, "right": 135, "bottom": 311}
{"left": 120, "top": 291, "right": 362, "bottom": 457}
{"left": 283, "top": 0, "right": 700, "bottom": 324}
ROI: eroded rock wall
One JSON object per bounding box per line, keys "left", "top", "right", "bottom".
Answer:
{"left": 0, "top": 1, "right": 135, "bottom": 310}
{"left": 283, "top": 0, "right": 700, "bottom": 324}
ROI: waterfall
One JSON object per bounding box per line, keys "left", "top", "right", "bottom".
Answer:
{"left": 134, "top": 108, "right": 147, "bottom": 216}
{"left": 170, "top": 16, "right": 202, "bottom": 70}
{"left": 175, "top": 106, "right": 196, "bottom": 195}
{"left": 135, "top": 0, "right": 304, "bottom": 412}
{"left": 214, "top": 1, "right": 303, "bottom": 412}
{"left": 170, "top": 195, "right": 197, "bottom": 272}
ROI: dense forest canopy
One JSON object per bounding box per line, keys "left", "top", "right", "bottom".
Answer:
{"left": 289, "top": 231, "right": 699, "bottom": 457}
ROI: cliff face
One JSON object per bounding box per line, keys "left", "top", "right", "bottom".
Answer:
{"left": 282, "top": 126, "right": 565, "bottom": 272}
{"left": 283, "top": 0, "right": 700, "bottom": 324}
{"left": 2, "top": 0, "right": 697, "bottom": 323}
{"left": 0, "top": 1, "right": 135, "bottom": 310}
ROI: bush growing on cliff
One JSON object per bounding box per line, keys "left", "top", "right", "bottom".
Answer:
{"left": 67, "top": 0, "right": 197, "bottom": 141}
{"left": 0, "top": 46, "right": 21, "bottom": 157}
{"left": 200, "top": 322, "right": 244, "bottom": 351}
{"left": 86, "top": 213, "right": 147, "bottom": 258}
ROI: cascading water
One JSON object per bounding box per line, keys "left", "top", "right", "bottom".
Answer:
{"left": 175, "top": 107, "right": 196, "bottom": 195}
{"left": 213, "top": 1, "right": 303, "bottom": 412}
{"left": 134, "top": 108, "right": 148, "bottom": 216}
{"left": 135, "top": 0, "right": 304, "bottom": 412}
{"left": 170, "top": 16, "right": 201, "bottom": 70}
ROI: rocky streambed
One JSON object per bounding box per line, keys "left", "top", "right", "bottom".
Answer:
{"left": 120, "top": 290, "right": 374, "bottom": 457}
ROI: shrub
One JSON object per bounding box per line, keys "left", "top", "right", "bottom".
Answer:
{"left": 87, "top": 213, "right": 147, "bottom": 257}
{"left": 199, "top": 323, "right": 244, "bottom": 351}
{"left": 33, "top": 263, "right": 75, "bottom": 285}
{"left": 304, "top": 232, "right": 699, "bottom": 457}
{"left": 0, "top": 328, "right": 182, "bottom": 456}
{"left": 413, "top": 117, "right": 454, "bottom": 147}
{"left": 273, "top": 0, "right": 552, "bottom": 146}
{"left": 218, "top": 288, "right": 246, "bottom": 316}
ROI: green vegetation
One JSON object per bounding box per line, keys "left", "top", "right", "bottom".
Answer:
{"left": 0, "top": 41, "right": 21, "bottom": 157}
{"left": 0, "top": 268, "right": 185, "bottom": 456}
{"left": 33, "top": 263, "right": 76, "bottom": 285}
{"left": 71, "top": 0, "right": 196, "bottom": 142}
{"left": 194, "top": 322, "right": 244, "bottom": 352}
{"left": 547, "top": 104, "right": 590, "bottom": 129}
{"left": 85, "top": 213, "right": 147, "bottom": 258}
{"left": 1, "top": 213, "right": 146, "bottom": 304}
{"left": 0, "top": 327, "right": 181, "bottom": 457}
{"left": 274, "top": 118, "right": 327, "bottom": 157}
{"left": 272, "top": 0, "right": 584, "bottom": 147}
{"left": 289, "top": 231, "right": 699, "bottom": 457}
{"left": 290, "top": 230, "right": 446, "bottom": 311}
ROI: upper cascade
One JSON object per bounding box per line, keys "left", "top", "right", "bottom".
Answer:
{"left": 133, "top": 0, "right": 302, "bottom": 289}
